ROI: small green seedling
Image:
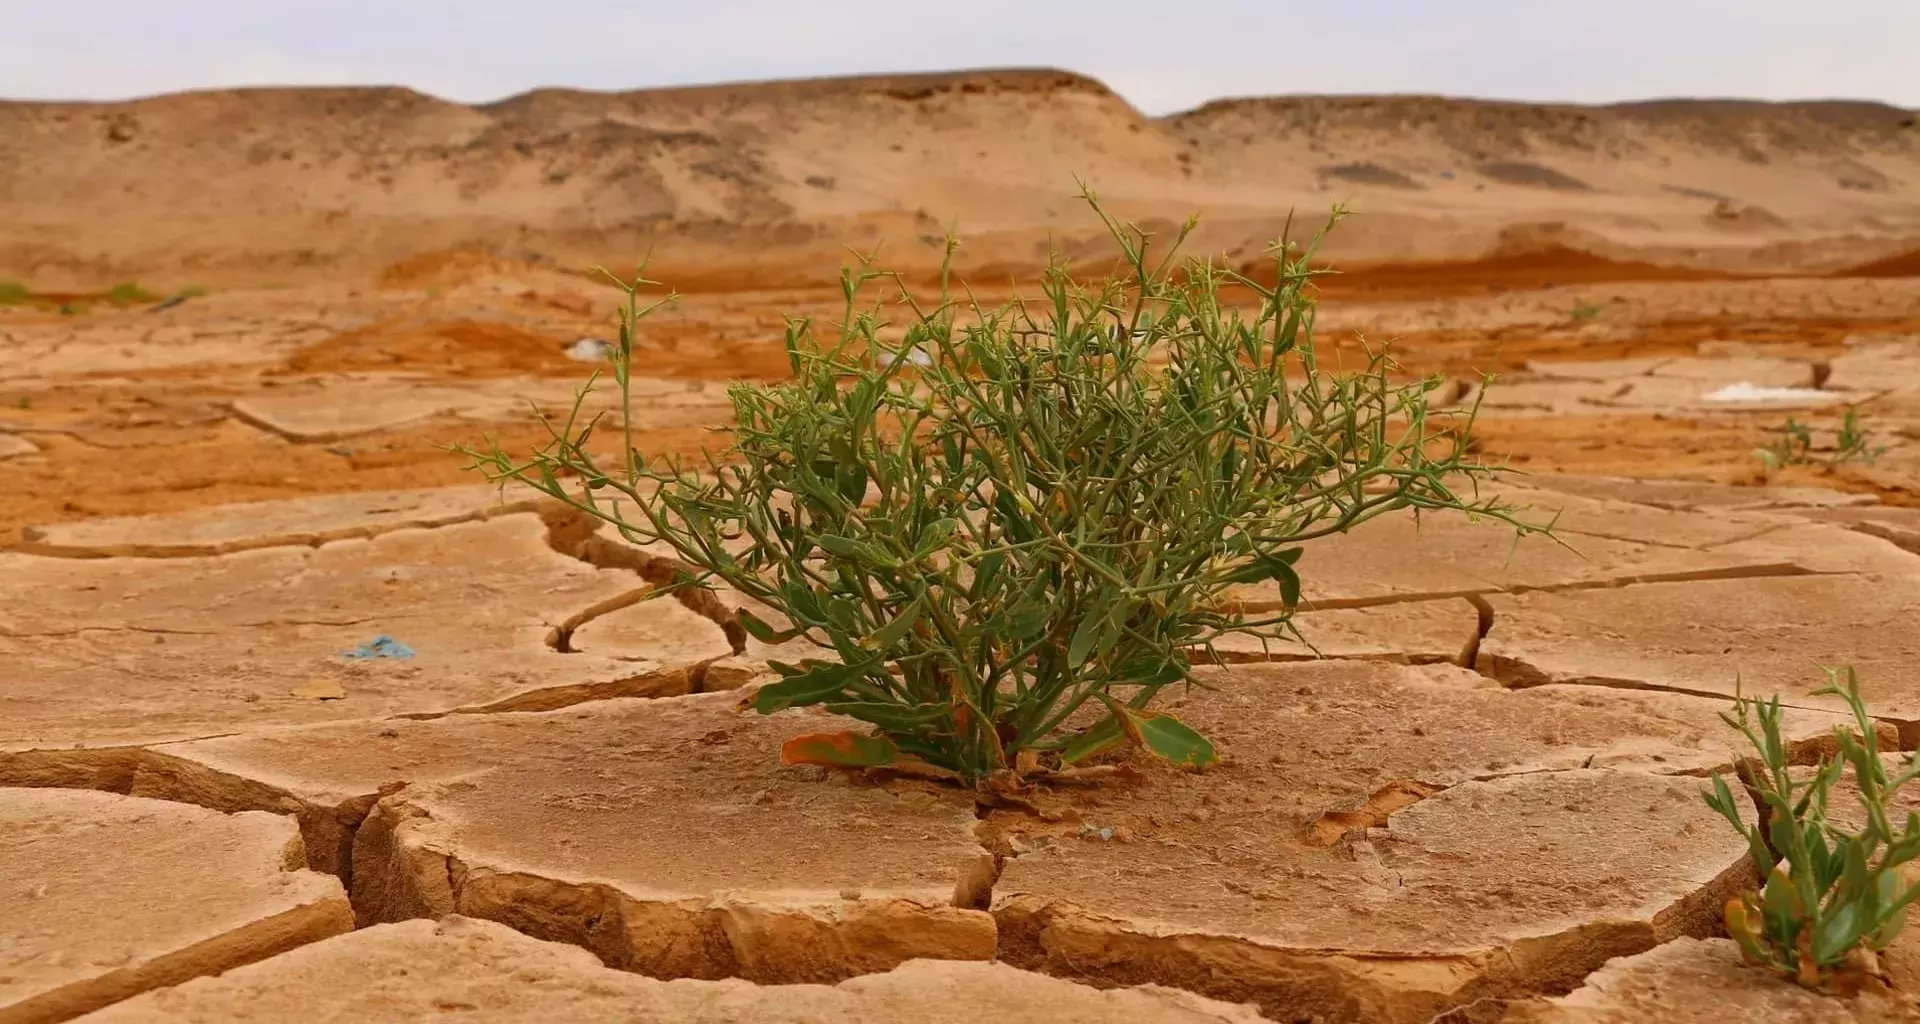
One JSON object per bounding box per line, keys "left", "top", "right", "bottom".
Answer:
{"left": 1569, "top": 299, "right": 1602, "bottom": 322}
{"left": 1756, "top": 417, "right": 1816, "bottom": 470}
{"left": 462, "top": 190, "right": 1537, "bottom": 787}
{"left": 1756, "top": 408, "right": 1885, "bottom": 472}
{"left": 1834, "top": 407, "right": 1889, "bottom": 467}
{"left": 1705, "top": 668, "right": 1920, "bottom": 989}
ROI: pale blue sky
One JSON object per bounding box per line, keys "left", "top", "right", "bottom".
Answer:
{"left": 4, "top": 1, "right": 1914, "bottom": 114}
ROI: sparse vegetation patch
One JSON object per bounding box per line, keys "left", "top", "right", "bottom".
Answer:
{"left": 104, "top": 282, "right": 159, "bottom": 308}
{"left": 463, "top": 192, "right": 1532, "bottom": 787}
{"left": 1706, "top": 669, "right": 1920, "bottom": 990}
{"left": 1756, "top": 407, "right": 1886, "bottom": 471}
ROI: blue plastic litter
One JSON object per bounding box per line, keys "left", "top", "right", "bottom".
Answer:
{"left": 341, "top": 635, "right": 416, "bottom": 660}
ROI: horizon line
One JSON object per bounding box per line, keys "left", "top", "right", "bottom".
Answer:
{"left": 4, "top": 65, "right": 1915, "bottom": 120}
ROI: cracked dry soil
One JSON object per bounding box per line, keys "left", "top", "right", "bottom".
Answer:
{"left": 10, "top": 267, "right": 1920, "bottom": 1023}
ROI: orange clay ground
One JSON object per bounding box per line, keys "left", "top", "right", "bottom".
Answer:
{"left": 6, "top": 71, "right": 1920, "bottom": 1024}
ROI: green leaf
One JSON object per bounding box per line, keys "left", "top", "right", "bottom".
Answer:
{"left": 1058, "top": 714, "right": 1127, "bottom": 766}
{"left": 826, "top": 700, "right": 953, "bottom": 733}
{"left": 779, "top": 577, "right": 825, "bottom": 622}
{"left": 1808, "top": 827, "right": 1840, "bottom": 890}
{"left": 1066, "top": 606, "right": 1109, "bottom": 670}
{"left": 1813, "top": 901, "right": 1866, "bottom": 964}
{"left": 863, "top": 597, "right": 925, "bottom": 651}
{"left": 1108, "top": 646, "right": 1186, "bottom": 687}
{"left": 825, "top": 596, "right": 862, "bottom": 631}
{"left": 807, "top": 458, "right": 844, "bottom": 499}
{"left": 1873, "top": 870, "right": 1913, "bottom": 949}
{"left": 1760, "top": 862, "right": 1803, "bottom": 945}
{"left": 1875, "top": 904, "right": 1911, "bottom": 950}
{"left": 970, "top": 552, "right": 1005, "bottom": 600}
{"left": 780, "top": 730, "right": 901, "bottom": 768}
{"left": 836, "top": 463, "right": 869, "bottom": 504}
{"left": 737, "top": 608, "right": 802, "bottom": 644}
{"left": 1005, "top": 575, "right": 1052, "bottom": 641}
{"left": 816, "top": 535, "right": 861, "bottom": 557}
{"left": 1842, "top": 840, "right": 1872, "bottom": 902}
{"left": 1219, "top": 548, "right": 1303, "bottom": 608}
{"left": 1123, "top": 708, "right": 1218, "bottom": 767}
{"left": 1767, "top": 812, "right": 1801, "bottom": 872}
{"left": 994, "top": 489, "right": 1034, "bottom": 544}
{"left": 913, "top": 518, "right": 959, "bottom": 558}
{"left": 750, "top": 659, "right": 872, "bottom": 714}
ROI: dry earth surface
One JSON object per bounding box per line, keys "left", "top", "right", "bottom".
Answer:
{"left": 6, "top": 69, "right": 1920, "bottom": 1023}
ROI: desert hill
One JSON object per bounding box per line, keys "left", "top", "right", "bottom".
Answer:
{"left": 1, "top": 67, "right": 1917, "bottom": 290}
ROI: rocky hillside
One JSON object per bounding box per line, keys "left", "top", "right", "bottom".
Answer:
{"left": 2, "top": 68, "right": 1917, "bottom": 288}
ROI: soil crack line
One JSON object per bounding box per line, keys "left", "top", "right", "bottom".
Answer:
{"left": 1, "top": 616, "right": 378, "bottom": 639}
{"left": 15, "top": 503, "right": 538, "bottom": 560}
{"left": 1291, "top": 560, "right": 1817, "bottom": 614}
{"left": 539, "top": 506, "right": 747, "bottom": 652}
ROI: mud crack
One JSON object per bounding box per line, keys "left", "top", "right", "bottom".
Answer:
{"left": 1286, "top": 559, "right": 1817, "bottom": 614}
{"left": 0, "top": 745, "right": 380, "bottom": 886}
{"left": 1309, "top": 779, "right": 1448, "bottom": 846}
{"left": 16, "top": 494, "right": 543, "bottom": 559}
{"left": 540, "top": 503, "right": 747, "bottom": 653}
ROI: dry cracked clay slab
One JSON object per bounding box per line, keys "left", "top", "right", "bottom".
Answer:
{"left": 0, "top": 788, "right": 352, "bottom": 1024}
{"left": 984, "top": 662, "right": 1782, "bottom": 1024}
{"left": 128, "top": 691, "right": 997, "bottom": 982}
{"left": 228, "top": 375, "right": 731, "bottom": 443}
{"left": 76, "top": 917, "right": 1267, "bottom": 1024}
{"left": 229, "top": 382, "right": 487, "bottom": 442}
{"left": 0, "top": 513, "right": 733, "bottom": 749}
{"left": 1202, "top": 599, "right": 1481, "bottom": 666}
{"left": 0, "top": 434, "right": 37, "bottom": 460}
{"left": 117, "top": 661, "right": 1841, "bottom": 1023}
{"left": 16, "top": 485, "right": 540, "bottom": 558}
{"left": 1481, "top": 484, "right": 1791, "bottom": 548}
{"left": 1516, "top": 474, "right": 1876, "bottom": 513}
{"left": 1477, "top": 573, "right": 1920, "bottom": 731}
{"left": 1227, "top": 505, "right": 1796, "bottom": 612}
{"left": 1503, "top": 937, "right": 1916, "bottom": 1023}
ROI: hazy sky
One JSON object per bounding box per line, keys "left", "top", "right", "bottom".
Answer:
{"left": 4, "top": 1, "right": 1915, "bottom": 115}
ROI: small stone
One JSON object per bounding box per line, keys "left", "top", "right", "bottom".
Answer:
{"left": 291, "top": 679, "right": 347, "bottom": 701}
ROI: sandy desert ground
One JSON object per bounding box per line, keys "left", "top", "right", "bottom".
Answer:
{"left": 6, "top": 68, "right": 1920, "bottom": 1022}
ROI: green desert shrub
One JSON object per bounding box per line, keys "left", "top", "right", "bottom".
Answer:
{"left": 462, "top": 193, "right": 1530, "bottom": 787}
{"left": 0, "top": 281, "right": 30, "bottom": 306}
{"left": 103, "top": 282, "right": 159, "bottom": 308}
{"left": 1706, "top": 668, "right": 1920, "bottom": 988}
